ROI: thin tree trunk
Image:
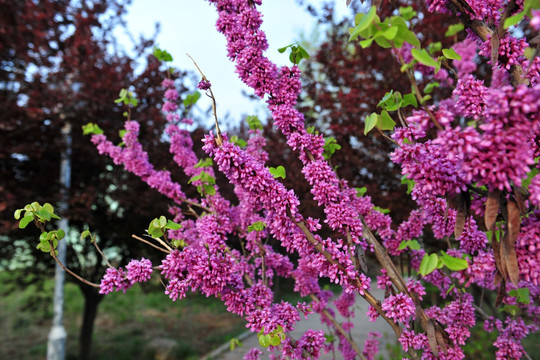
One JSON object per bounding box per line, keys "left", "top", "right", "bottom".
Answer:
{"left": 78, "top": 285, "right": 103, "bottom": 360}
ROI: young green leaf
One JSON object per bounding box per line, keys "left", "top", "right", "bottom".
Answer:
{"left": 445, "top": 23, "right": 464, "bottom": 37}
{"left": 364, "top": 112, "right": 379, "bottom": 135}
{"left": 379, "top": 110, "right": 396, "bottom": 131}
{"left": 349, "top": 6, "right": 377, "bottom": 41}
{"left": 442, "top": 48, "right": 462, "bottom": 60}
{"left": 508, "top": 288, "right": 530, "bottom": 304}
{"left": 419, "top": 253, "right": 439, "bottom": 276}
{"left": 246, "top": 115, "right": 263, "bottom": 130}
{"left": 19, "top": 215, "right": 34, "bottom": 229}
{"left": 355, "top": 187, "right": 367, "bottom": 197}
{"left": 441, "top": 252, "right": 469, "bottom": 271}
{"left": 401, "top": 93, "right": 418, "bottom": 108}
{"left": 411, "top": 48, "right": 439, "bottom": 68}
{"left": 247, "top": 221, "right": 267, "bottom": 232}
{"left": 194, "top": 158, "right": 213, "bottom": 169}
{"left": 269, "top": 166, "right": 286, "bottom": 179}
{"left": 399, "top": 6, "right": 417, "bottom": 21}
{"left": 424, "top": 82, "right": 440, "bottom": 94}
{"left": 504, "top": 11, "right": 526, "bottom": 28}
{"left": 323, "top": 137, "right": 341, "bottom": 160}
{"left": 165, "top": 220, "right": 182, "bottom": 230}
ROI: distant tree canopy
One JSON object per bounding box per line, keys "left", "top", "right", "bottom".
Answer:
{"left": 0, "top": 0, "right": 195, "bottom": 358}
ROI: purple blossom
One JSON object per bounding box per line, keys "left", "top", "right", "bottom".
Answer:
{"left": 381, "top": 293, "right": 416, "bottom": 325}
{"left": 99, "top": 267, "right": 132, "bottom": 294}
{"left": 516, "top": 213, "right": 540, "bottom": 286}
{"left": 453, "top": 36, "right": 478, "bottom": 76}
{"left": 244, "top": 348, "right": 262, "bottom": 360}
{"left": 296, "top": 329, "right": 325, "bottom": 359}
{"left": 334, "top": 291, "right": 356, "bottom": 318}
{"left": 453, "top": 74, "right": 487, "bottom": 119}
{"left": 532, "top": 9, "right": 540, "bottom": 31}
{"left": 458, "top": 217, "right": 487, "bottom": 254}
{"left": 197, "top": 79, "right": 212, "bottom": 90}
{"left": 362, "top": 332, "right": 381, "bottom": 360}
{"left": 399, "top": 329, "right": 428, "bottom": 352}
{"left": 125, "top": 258, "right": 153, "bottom": 284}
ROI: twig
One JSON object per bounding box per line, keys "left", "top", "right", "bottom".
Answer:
{"left": 92, "top": 239, "right": 114, "bottom": 269}
{"left": 132, "top": 234, "right": 171, "bottom": 253}
{"left": 186, "top": 53, "right": 223, "bottom": 145}
{"left": 49, "top": 247, "right": 100, "bottom": 288}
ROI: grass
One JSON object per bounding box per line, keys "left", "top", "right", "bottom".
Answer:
{"left": 0, "top": 272, "right": 246, "bottom": 360}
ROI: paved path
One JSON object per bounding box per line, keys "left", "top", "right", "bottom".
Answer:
{"left": 203, "top": 288, "right": 396, "bottom": 359}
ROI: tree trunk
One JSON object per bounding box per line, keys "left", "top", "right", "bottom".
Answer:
{"left": 78, "top": 284, "right": 103, "bottom": 360}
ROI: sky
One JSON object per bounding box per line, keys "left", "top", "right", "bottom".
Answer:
{"left": 122, "top": 0, "right": 351, "bottom": 127}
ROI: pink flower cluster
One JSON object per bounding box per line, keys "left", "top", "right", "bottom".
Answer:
{"left": 99, "top": 258, "right": 153, "bottom": 294}
{"left": 381, "top": 293, "right": 416, "bottom": 326}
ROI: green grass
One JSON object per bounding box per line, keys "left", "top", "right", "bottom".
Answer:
{"left": 0, "top": 272, "right": 246, "bottom": 360}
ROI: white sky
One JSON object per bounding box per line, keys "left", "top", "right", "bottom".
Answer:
{"left": 122, "top": 0, "right": 351, "bottom": 127}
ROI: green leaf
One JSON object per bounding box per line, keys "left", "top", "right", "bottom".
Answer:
{"left": 377, "top": 90, "right": 394, "bottom": 107}
{"left": 398, "top": 28, "right": 420, "bottom": 48}
{"left": 349, "top": 6, "right": 377, "bottom": 41}
{"left": 419, "top": 253, "right": 438, "bottom": 276}
{"left": 297, "top": 45, "right": 310, "bottom": 59}
{"left": 442, "top": 48, "right": 462, "bottom": 60}
{"left": 523, "top": 169, "right": 539, "bottom": 189}
{"left": 247, "top": 221, "right": 267, "bottom": 232}
{"left": 14, "top": 209, "right": 23, "bottom": 220}
{"left": 411, "top": 48, "right": 439, "bottom": 68}
{"left": 183, "top": 91, "right": 201, "bottom": 107}
{"left": 402, "top": 93, "right": 418, "bottom": 108}
{"left": 323, "top": 137, "right": 341, "bottom": 160}
{"left": 165, "top": 220, "right": 182, "bottom": 230}
{"left": 82, "top": 123, "right": 104, "bottom": 135}
{"left": 194, "top": 158, "right": 213, "bottom": 169}
{"left": 441, "top": 252, "right": 469, "bottom": 271}
{"left": 56, "top": 229, "right": 65, "bottom": 240}
{"left": 509, "top": 288, "right": 530, "bottom": 304}
{"left": 203, "top": 184, "right": 216, "bottom": 196}
{"left": 35, "top": 209, "right": 51, "bottom": 222}
{"left": 398, "top": 240, "right": 421, "bottom": 250}
{"left": 381, "top": 26, "right": 399, "bottom": 40}
{"left": 373, "top": 206, "right": 390, "bottom": 214}
{"left": 258, "top": 334, "right": 270, "bottom": 348}
{"left": 19, "top": 215, "right": 34, "bottom": 229}
{"left": 229, "top": 338, "right": 242, "bottom": 351}
{"left": 424, "top": 82, "right": 440, "bottom": 94}
{"left": 364, "top": 112, "right": 379, "bottom": 135}
{"left": 269, "top": 166, "right": 286, "bottom": 179}
{"left": 158, "top": 216, "right": 167, "bottom": 228}
{"left": 502, "top": 304, "right": 519, "bottom": 316}
{"left": 359, "top": 38, "right": 374, "bottom": 48}
{"left": 504, "top": 11, "right": 526, "bottom": 28}
{"left": 355, "top": 187, "right": 367, "bottom": 197}
{"left": 81, "top": 230, "right": 92, "bottom": 241}
{"left": 230, "top": 135, "right": 247, "bottom": 148}
{"left": 153, "top": 47, "right": 173, "bottom": 62}
{"left": 428, "top": 41, "right": 442, "bottom": 54}
{"left": 399, "top": 6, "right": 417, "bottom": 21}
{"left": 278, "top": 44, "right": 294, "bottom": 53}
{"left": 42, "top": 203, "right": 54, "bottom": 214}
{"left": 445, "top": 23, "right": 464, "bottom": 37}
{"left": 401, "top": 175, "right": 415, "bottom": 194}
{"left": 269, "top": 334, "right": 281, "bottom": 346}
{"left": 246, "top": 115, "right": 263, "bottom": 130}
{"left": 379, "top": 110, "right": 396, "bottom": 131}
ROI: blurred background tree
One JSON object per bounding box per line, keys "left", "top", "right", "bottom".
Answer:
{"left": 0, "top": 0, "right": 195, "bottom": 358}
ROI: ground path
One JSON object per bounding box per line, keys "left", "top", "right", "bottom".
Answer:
{"left": 203, "top": 288, "right": 396, "bottom": 359}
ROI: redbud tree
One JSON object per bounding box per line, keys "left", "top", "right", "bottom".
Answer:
{"left": 15, "top": 0, "right": 540, "bottom": 359}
